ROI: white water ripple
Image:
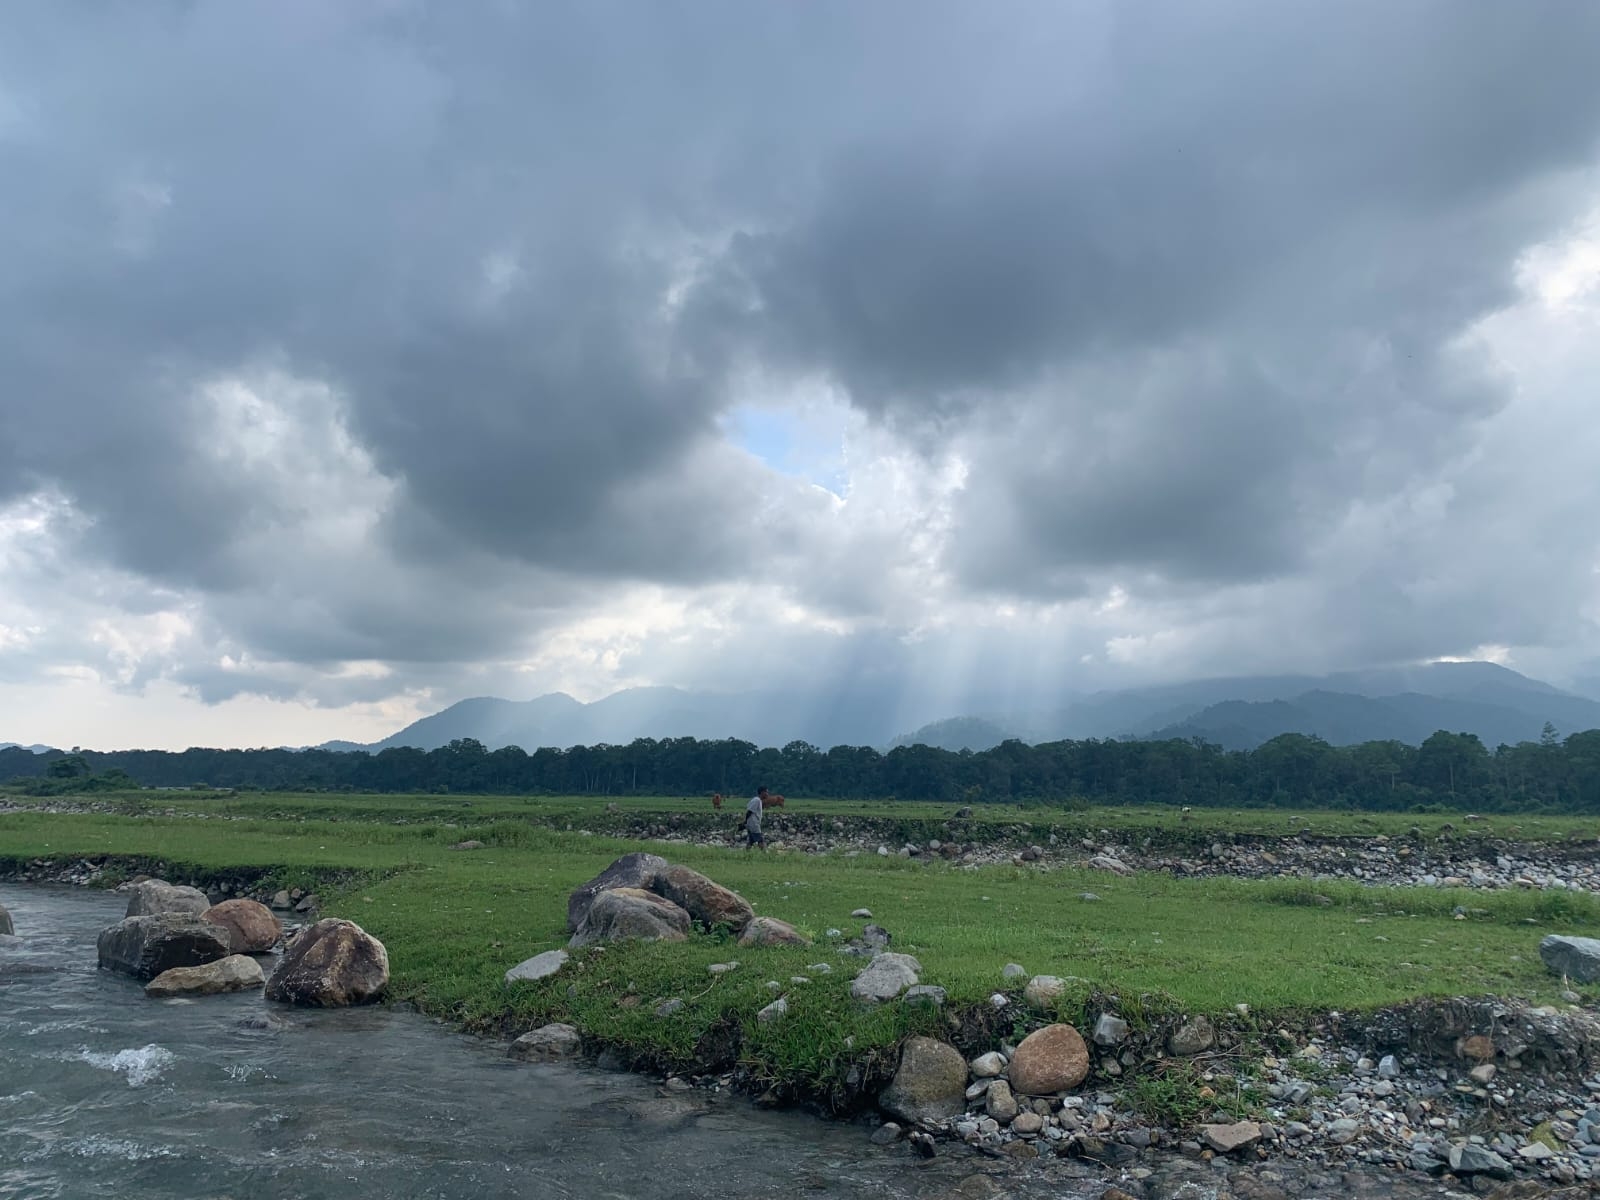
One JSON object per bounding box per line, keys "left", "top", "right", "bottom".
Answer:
{"left": 73, "top": 1044, "right": 176, "bottom": 1088}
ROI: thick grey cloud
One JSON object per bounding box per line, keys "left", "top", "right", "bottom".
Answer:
{"left": 2, "top": 0, "right": 1599, "bottom": 733}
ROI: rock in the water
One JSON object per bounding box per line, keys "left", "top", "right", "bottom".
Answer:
{"left": 202, "top": 898, "right": 281, "bottom": 953}
{"left": 1540, "top": 934, "right": 1600, "bottom": 983}
{"left": 566, "top": 852, "right": 669, "bottom": 932}
{"left": 1024, "top": 974, "right": 1067, "bottom": 1007}
{"left": 1007, "top": 1023, "right": 1090, "bottom": 1095}
{"left": 870, "top": 1121, "right": 904, "bottom": 1145}
{"left": 737, "top": 916, "right": 811, "bottom": 947}
{"left": 509, "top": 1022, "right": 582, "bottom": 1060}
{"left": 879, "top": 1036, "right": 968, "bottom": 1125}
{"left": 851, "top": 952, "right": 921, "bottom": 1002}
{"left": 270, "top": 889, "right": 293, "bottom": 910}
{"left": 0, "top": 902, "right": 11, "bottom": 936}
{"left": 653, "top": 865, "right": 754, "bottom": 933}
{"left": 1167, "top": 1016, "right": 1216, "bottom": 1056}
{"left": 1201, "top": 1121, "right": 1261, "bottom": 1153}
{"left": 146, "top": 953, "right": 265, "bottom": 998}
{"left": 264, "top": 918, "right": 389, "bottom": 1007}
{"left": 98, "top": 914, "right": 232, "bottom": 980}
{"left": 569, "top": 888, "right": 690, "bottom": 948}
{"left": 505, "top": 949, "right": 569, "bottom": 984}
{"left": 125, "top": 880, "right": 211, "bottom": 918}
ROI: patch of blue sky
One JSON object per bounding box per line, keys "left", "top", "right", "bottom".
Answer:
{"left": 720, "top": 403, "right": 849, "bottom": 497}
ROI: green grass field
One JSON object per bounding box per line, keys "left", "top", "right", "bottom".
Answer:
{"left": 4, "top": 797, "right": 1597, "bottom": 1100}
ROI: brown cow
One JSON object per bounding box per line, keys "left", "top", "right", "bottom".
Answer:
{"left": 767, "top": 793, "right": 786, "bottom": 808}
{"left": 711, "top": 792, "right": 724, "bottom": 811}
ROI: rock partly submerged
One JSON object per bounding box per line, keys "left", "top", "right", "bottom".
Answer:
{"left": 879, "top": 1036, "right": 968, "bottom": 1125}
{"left": 202, "top": 898, "right": 282, "bottom": 954}
{"left": 146, "top": 953, "right": 265, "bottom": 998}
{"left": 97, "top": 914, "right": 232, "bottom": 980}
{"left": 265, "top": 918, "right": 389, "bottom": 1007}
{"left": 0, "top": 901, "right": 12, "bottom": 936}
{"left": 124, "top": 880, "right": 211, "bottom": 918}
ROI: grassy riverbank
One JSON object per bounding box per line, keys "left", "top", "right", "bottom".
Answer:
{"left": 4, "top": 800, "right": 1599, "bottom": 1102}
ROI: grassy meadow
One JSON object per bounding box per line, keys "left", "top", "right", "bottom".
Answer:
{"left": 4, "top": 795, "right": 1599, "bottom": 1099}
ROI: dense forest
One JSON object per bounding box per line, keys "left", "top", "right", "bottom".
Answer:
{"left": 5, "top": 724, "right": 1600, "bottom": 813}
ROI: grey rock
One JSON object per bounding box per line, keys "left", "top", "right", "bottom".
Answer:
{"left": 903, "top": 984, "right": 946, "bottom": 1009}
{"left": 125, "top": 880, "right": 211, "bottom": 918}
{"left": 654, "top": 998, "right": 685, "bottom": 1018}
{"left": 1448, "top": 1143, "right": 1512, "bottom": 1177}
{"left": 505, "top": 949, "right": 569, "bottom": 984}
{"left": 985, "top": 1079, "right": 1019, "bottom": 1122}
{"left": 1541, "top": 934, "right": 1600, "bottom": 983}
{"left": 0, "top": 902, "right": 11, "bottom": 936}
{"left": 568, "top": 888, "right": 690, "bottom": 948}
{"left": 757, "top": 996, "right": 788, "bottom": 1023}
{"left": 1001, "top": 963, "right": 1027, "bottom": 979}
{"left": 1012, "top": 1111, "right": 1044, "bottom": 1136}
{"left": 851, "top": 952, "right": 921, "bottom": 1002}
{"left": 1167, "top": 1016, "right": 1216, "bottom": 1056}
{"left": 1092, "top": 1013, "right": 1130, "bottom": 1046}
{"left": 870, "top": 1121, "right": 904, "bottom": 1145}
{"left": 708, "top": 961, "right": 739, "bottom": 974}
{"left": 97, "top": 914, "right": 231, "bottom": 980}
{"left": 879, "top": 1036, "right": 968, "bottom": 1125}
{"left": 1327, "top": 1118, "right": 1361, "bottom": 1144}
{"left": 1088, "top": 855, "right": 1133, "bottom": 876}
{"left": 852, "top": 908, "right": 873, "bottom": 919}
{"left": 1201, "top": 1121, "right": 1261, "bottom": 1153}
{"left": 1377, "top": 1054, "right": 1401, "bottom": 1078}
{"left": 509, "top": 1022, "right": 582, "bottom": 1060}
{"left": 970, "top": 1051, "right": 1007, "bottom": 1078}
{"left": 1023, "top": 974, "right": 1066, "bottom": 1007}
{"left": 566, "top": 852, "right": 669, "bottom": 932}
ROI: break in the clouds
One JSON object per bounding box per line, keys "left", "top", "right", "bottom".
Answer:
{"left": 2, "top": 1, "right": 1600, "bottom": 749}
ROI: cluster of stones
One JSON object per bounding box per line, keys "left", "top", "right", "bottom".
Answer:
{"left": 504, "top": 853, "right": 812, "bottom": 1056}
{"left": 93, "top": 877, "right": 388, "bottom": 1007}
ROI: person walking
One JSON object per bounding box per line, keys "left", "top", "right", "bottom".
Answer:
{"left": 742, "top": 785, "right": 768, "bottom": 850}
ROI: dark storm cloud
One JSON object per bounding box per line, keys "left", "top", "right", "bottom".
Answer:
{"left": 2, "top": 0, "right": 1599, "bottom": 707}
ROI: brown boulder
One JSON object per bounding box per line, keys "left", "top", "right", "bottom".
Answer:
{"left": 97, "top": 914, "right": 232, "bottom": 980}
{"left": 265, "top": 918, "right": 389, "bottom": 1007}
{"left": 737, "top": 916, "right": 811, "bottom": 947}
{"left": 1007, "top": 1023, "right": 1090, "bottom": 1095}
{"left": 203, "top": 898, "right": 282, "bottom": 953}
{"left": 569, "top": 888, "right": 690, "bottom": 948}
{"left": 652, "top": 865, "right": 754, "bottom": 932}
{"left": 146, "top": 953, "right": 265, "bottom": 998}
{"left": 567, "top": 852, "right": 669, "bottom": 932}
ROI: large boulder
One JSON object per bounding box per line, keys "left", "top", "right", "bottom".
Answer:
{"left": 98, "top": 914, "right": 232, "bottom": 980}
{"left": 737, "top": 916, "right": 811, "bottom": 947}
{"left": 879, "top": 1036, "right": 968, "bottom": 1125}
{"left": 202, "top": 898, "right": 282, "bottom": 953}
{"left": 146, "top": 954, "right": 265, "bottom": 998}
{"left": 0, "top": 902, "right": 11, "bottom": 936}
{"left": 1540, "top": 934, "right": 1600, "bottom": 983}
{"left": 569, "top": 888, "right": 690, "bottom": 949}
{"left": 1007, "top": 1023, "right": 1091, "bottom": 1095}
{"left": 567, "top": 853, "right": 669, "bottom": 932}
{"left": 125, "top": 880, "right": 211, "bottom": 918}
{"left": 265, "top": 918, "right": 389, "bottom": 1007}
{"left": 851, "top": 953, "right": 922, "bottom": 1002}
{"left": 652, "top": 865, "right": 754, "bottom": 932}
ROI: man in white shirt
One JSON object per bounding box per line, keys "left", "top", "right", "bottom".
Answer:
{"left": 743, "top": 786, "right": 768, "bottom": 850}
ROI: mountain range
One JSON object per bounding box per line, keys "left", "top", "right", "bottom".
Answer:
{"left": 307, "top": 661, "right": 1600, "bottom": 755}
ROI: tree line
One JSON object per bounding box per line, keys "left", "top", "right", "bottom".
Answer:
{"left": 5, "top": 723, "right": 1600, "bottom": 812}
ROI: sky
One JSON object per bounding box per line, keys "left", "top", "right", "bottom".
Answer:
{"left": 3, "top": 1, "right": 1600, "bottom": 751}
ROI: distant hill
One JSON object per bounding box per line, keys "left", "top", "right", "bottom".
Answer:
{"left": 1146, "top": 685, "right": 1600, "bottom": 750}
{"left": 890, "top": 717, "right": 1017, "bottom": 752}
{"left": 320, "top": 661, "right": 1600, "bottom": 755}
{"left": 0, "top": 743, "right": 53, "bottom": 754}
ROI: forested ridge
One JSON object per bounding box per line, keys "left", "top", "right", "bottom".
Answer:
{"left": 6, "top": 725, "right": 1600, "bottom": 812}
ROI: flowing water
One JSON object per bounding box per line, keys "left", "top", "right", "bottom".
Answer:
{"left": 1, "top": 886, "right": 1096, "bottom": 1200}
